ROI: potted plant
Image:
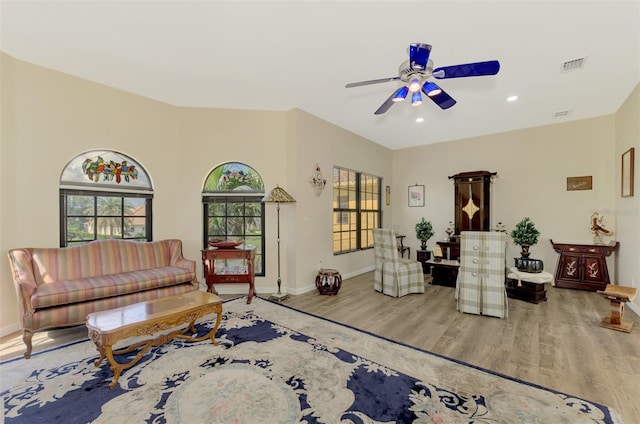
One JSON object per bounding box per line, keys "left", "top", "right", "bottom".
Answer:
{"left": 510, "top": 217, "right": 543, "bottom": 273}
{"left": 415, "top": 218, "right": 434, "bottom": 250}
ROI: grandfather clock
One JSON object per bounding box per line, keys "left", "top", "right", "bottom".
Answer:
{"left": 449, "top": 171, "right": 496, "bottom": 237}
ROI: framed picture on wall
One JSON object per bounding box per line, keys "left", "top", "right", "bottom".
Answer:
{"left": 622, "top": 147, "right": 634, "bottom": 197}
{"left": 385, "top": 185, "right": 390, "bottom": 205}
{"left": 408, "top": 185, "right": 424, "bottom": 207}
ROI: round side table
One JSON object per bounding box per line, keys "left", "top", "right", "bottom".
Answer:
{"left": 315, "top": 269, "right": 342, "bottom": 295}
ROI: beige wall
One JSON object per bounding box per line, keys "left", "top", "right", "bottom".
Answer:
{"left": 392, "top": 85, "right": 640, "bottom": 311}
{"left": 392, "top": 115, "right": 617, "bottom": 271}
{"left": 614, "top": 84, "right": 640, "bottom": 309}
{"left": 287, "top": 108, "right": 393, "bottom": 293}
{"left": 1, "top": 52, "right": 638, "bottom": 334}
{"left": 0, "top": 54, "right": 390, "bottom": 334}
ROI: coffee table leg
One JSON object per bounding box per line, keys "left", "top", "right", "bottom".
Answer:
{"left": 105, "top": 346, "right": 123, "bottom": 389}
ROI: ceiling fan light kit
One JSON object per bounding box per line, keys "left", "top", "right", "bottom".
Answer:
{"left": 392, "top": 86, "right": 409, "bottom": 102}
{"left": 346, "top": 43, "right": 500, "bottom": 115}
{"left": 411, "top": 91, "right": 422, "bottom": 106}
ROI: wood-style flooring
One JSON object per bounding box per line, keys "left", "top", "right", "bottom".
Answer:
{"left": 2, "top": 272, "right": 639, "bottom": 423}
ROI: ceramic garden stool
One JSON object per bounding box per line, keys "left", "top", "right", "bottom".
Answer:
{"left": 315, "top": 269, "right": 342, "bottom": 295}
{"left": 596, "top": 284, "right": 638, "bottom": 333}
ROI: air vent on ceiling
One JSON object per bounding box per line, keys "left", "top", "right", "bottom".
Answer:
{"left": 553, "top": 110, "right": 571, "bottom": 118}
{"left": 561, "top": 57, "right": 586, "bottom": 72}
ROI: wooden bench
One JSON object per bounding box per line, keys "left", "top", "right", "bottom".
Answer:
{"left": 596, "top": 284, "right": 637, "bottom": 333}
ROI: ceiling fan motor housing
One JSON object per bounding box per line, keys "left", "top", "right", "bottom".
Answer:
{"left": 399, "top": 59, "right": 434, "bottom": 83}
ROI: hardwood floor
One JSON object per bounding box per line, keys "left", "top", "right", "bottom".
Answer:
{"left": 2, "top": 272, "right": 639, "bottom": 423}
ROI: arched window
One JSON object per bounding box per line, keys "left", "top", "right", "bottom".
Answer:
{"left": 202, "top": 162, "right": 265, "bottom": 276}
{"left": 59, "top": 149, "right": 153, "bottom": 246}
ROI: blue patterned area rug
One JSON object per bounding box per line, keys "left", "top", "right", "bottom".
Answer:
{"left": 1, "top": 297, "right": 622, "bottom": 423}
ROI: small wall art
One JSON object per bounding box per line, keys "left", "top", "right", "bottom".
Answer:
{"left": 566, "top": 176, "right": 592, "bottom": 191}
{"left": 408, "top": 184, "right": 424, "bottom": 207}
{"left": 385, "top": 185, "right": 390, "bottom": 205}
{"left": 622, "top": 147, "right": 634, "bottom": 197}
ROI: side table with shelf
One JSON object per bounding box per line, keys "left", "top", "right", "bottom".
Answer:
{"left": 416, "top": 249, "right": 432, "bottom": 274}
{"left": 201, "top": 246, "right": 256, "bottom": 304}
{"left": 506, "top": 267, "right": 554, "bottom": 304}
{"left": 425, "top": 259, "right": 460, "bottom": 287}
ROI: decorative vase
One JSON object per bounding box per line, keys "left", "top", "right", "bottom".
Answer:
{"left": 420, "top": 240, "right": 427, "bottom": 250}
{"left": 520, "top": 244, "right": 531, "bottom": 258}
{"left": 515, "top": 257, "right": 544, "bottom": 273}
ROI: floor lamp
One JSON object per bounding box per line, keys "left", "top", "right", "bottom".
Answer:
{"left": 262, "top": 185, "right": 296, "bottom": 301}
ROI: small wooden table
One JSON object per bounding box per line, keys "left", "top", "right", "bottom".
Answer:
{"left": 86, "top": 291, "right": 223, "bottom": 389}
{"left": 506, "top": 267, "right": 554, "bottom": 304}
{"left": 597, "top": 284, "right": 637, "bottom": 333}
{"left": 425, "top": 259, "right": 460, "bottom": 287}
{"left": 202, "top": 247, "right": 256, "bottom": 304}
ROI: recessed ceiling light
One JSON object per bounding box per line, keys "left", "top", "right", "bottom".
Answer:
{"left": 506, "top": 95, "right": 518, "bottom": 102}
{"left": 415, "top": 117, "right": 424, "bottom": 123}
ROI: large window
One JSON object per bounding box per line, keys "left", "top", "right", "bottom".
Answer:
{"left": 60, "top": 190, "right": 152, "bottom": 246}
{"left": 203, "top": 162, "right": 265, "bottom": 276}
{"left": 333, "top": 166, "right": 381, "bottom": 254}
{"left": 59, "top": 150, "right": 153, "bottom": 247}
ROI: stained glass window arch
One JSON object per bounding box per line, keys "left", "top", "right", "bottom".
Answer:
{"left": 60, "top": 149, "right": 153, "bottom": 192}
{"left": 59, "top": 149, "right": 153, "bottom": 246}
{"left": 203, "top": 162, "right": 265, "bottom": 276}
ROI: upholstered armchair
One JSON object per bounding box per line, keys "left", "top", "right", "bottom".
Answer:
{"left": 456, "top": 231, "right": 508, "bottom": 318}
{"left": 373, "top": 228, "right": 425, "bottom": 297}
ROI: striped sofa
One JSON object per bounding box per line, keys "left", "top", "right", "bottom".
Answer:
{"left": 7, "top": 239, "right": 199, "bottom": 358}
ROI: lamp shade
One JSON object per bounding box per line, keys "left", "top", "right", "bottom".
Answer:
{"left": 262, "top": 185, "right": 296, "bottom": 203}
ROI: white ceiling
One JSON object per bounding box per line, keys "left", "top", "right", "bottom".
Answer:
{"left": 2, "top": 1, "right": 639, "bottom": 150}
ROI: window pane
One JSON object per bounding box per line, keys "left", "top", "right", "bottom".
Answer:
{"left": 67, "top": 195, "right": 93, "bottom": 216}
{"left": 228, "top": 202, "right": 245, "bottom": 217}
{"left": 226, "top": 217, "right": 245, "bottom": 237}
{"left": 97, "top": 197, "right": 122, "bottom": 216}
{"left": 67, "top": 217, "right": 94, "bottom": 241}
{"left": 125, "top": 197, "right": 146, "bottom": 215}
{"left": 97, "top": 217, "right": 123, "bottom": 238}
{"left": 125, "top": 217, "right": 146, "bottom": 238}
{"left": 209, "top": 203, "right": 226, "bottom": 216}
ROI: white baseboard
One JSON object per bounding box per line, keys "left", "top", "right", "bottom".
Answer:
{"left": 215, "top": 265, "right": 376, "bottom": 297}
{"left": 0, "top": 322, "right": 21, "bottom": 338}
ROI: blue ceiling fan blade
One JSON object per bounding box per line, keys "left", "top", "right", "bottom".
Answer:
{"left": 426, "top": 88, "right": 457, "bottom": 110}
{"left": 433, "top": 60, "right": 500, "bottom": 79}
{"left": 409, "top": 43, "right": 432, "bottom": 71}
{"left": 374, "top": 87, "right": 406, "bottom": 115}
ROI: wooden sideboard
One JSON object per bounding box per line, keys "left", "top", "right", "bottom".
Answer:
{"left": 202, "top": 247, "right": 256, "bottom": 303}
{"left": 550, "top": 240, "right": 618, "bottom": 291}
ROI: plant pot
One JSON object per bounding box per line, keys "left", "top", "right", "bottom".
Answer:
{"left": 520, "top": 244, "right": 531, "bottom": 258}
{"left": 515, "top": 257, "right": 544, "bottom": 273}
{"left": 420, "top": 240, "right": 427, "bottom": 250}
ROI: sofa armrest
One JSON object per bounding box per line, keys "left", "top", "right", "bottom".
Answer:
{"left": 166, "top": 239, "right": 196, "bottom": 272}
{"left": 7, "top": 249, "right": 37, "bottom": 316}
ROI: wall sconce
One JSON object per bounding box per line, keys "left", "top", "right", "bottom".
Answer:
{"left": 309, "top": 163, "right": 326, "bottom": 197}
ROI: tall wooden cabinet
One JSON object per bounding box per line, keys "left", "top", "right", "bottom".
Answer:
{"left": 448, "top": 171, "right": 496, "bottom": 236}
{"left": 550, "top": 240, "right": 618, "bottom": 291}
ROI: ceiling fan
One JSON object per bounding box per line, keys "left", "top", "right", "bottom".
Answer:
{"left": 345, "top": 43, "right": 500, "bottom": 115}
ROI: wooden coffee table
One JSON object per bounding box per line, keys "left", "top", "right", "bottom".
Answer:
{"left": 86, "top": 291, "right": 223, "bottom": 389}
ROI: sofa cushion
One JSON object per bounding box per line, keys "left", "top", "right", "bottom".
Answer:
{"left": 31, "top": 266, "right": 195, "bottom": 309}
{"left": 30, "top": 239, "right": 177, "bottom": 285}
